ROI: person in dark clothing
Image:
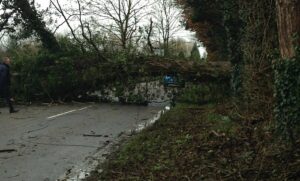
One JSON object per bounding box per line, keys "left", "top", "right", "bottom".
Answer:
{"left": 0, "top": 57, "right": 18, "bottom": 113}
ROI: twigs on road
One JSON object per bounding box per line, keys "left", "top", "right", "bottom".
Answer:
{"left": 0, "top": 149, "right": 17, "bottom": 153}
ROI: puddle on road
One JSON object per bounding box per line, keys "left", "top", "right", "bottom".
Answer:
{"left": 58, "top": 105, "right": 170, "bottom": 181}
{"left": 135, "top": 106, "right": 170, "bottom": 132}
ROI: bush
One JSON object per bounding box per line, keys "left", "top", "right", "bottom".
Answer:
{"left": 12, "top": 52, "right": 82, "bottom": 101}
{"left": 177, "top": 82, "right": 229, "bottom": 104}
{"left": 274, "top": 50, "right": 300, "bottom": 144}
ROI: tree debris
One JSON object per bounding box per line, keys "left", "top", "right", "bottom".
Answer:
{"left": 0, "top": 149, "right": 17, "bottom": 153}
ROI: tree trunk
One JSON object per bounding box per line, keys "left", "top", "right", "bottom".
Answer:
{"left": 275, "top": 0, "right": 300, "bottom": 145}
{"left": 14, "top": 0, "right": 60, "bottom": 53}
{"left": 276, "top": 0, "right": 300, "bottom": 58}
{"left": 224, "top": 0, "right": 243, "bottom": 97}
{"left": 147, "top": 18, "right": 154, "bottom": 54}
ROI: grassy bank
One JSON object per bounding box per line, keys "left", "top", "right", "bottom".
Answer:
{"left": 86, "top": 102, "right": 300, "bottom": 181}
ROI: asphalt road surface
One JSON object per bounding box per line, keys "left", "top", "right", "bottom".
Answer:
{"left": 0, "top": 103, "right": 162, "bottom": 181}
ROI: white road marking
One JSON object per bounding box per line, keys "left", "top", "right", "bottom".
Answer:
{"left": 47, "top": 106, "right": 92, "bottom": 119}
{"left": 78, "top": 106, "right": 90, "bottom": 111}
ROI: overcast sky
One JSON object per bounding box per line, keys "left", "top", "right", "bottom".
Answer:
{"left": 35, "top": 0, "right": 206, "bottom": 55}
{"left": 36, "top": 0, "right": 197, "bottom": 39}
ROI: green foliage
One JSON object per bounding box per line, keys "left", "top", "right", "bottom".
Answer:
{"left": 182, "top": 0, "right": 245, "bottom": 95}
{"left": 183, "top": 0, "right": 278, "bottom": 105}
{"left": 190, "top": 42, "right": 201, "bottom": 61}
{"left": 239, "top": 0, "right": 278, "bottom": 113}
{"left": 185, "top": 0, "right": 228, "bottom": 57}
{"left": 230, "top": 63, "right": 243, "bottom": 97}
{"left": 207, "top": 113, "right": 237, "bottom": 136}
{"left": 98, "top": 105, "right": 197, "bottom": 180}
{"left": 6, "top": 39, "right": 154, "bottom": 103}
{"left": 0, "top": 0, "right": 60, "bottom": 52}
{"left": 12, "top": 52, "right": 80, "bottom": 101}
{"left": 273, "top": 49, "right": 300, "bottom": 144}
{"left": 5, "top": 38, "right": 98, "bottom": 101}
{"left": 126, "top": 93, "right": 147, "bottom": 105}
{"left": 178, "top": 51, "right": 185, "bottom": 59}
{"left": 177, "top": 82, "right": 229, "bottom": 104}
{"left": 57, "top": 36, "right": 83, "bottom": 56}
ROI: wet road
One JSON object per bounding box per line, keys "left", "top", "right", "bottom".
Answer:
{"left": 0, "top": 103, "right": 162, "bottom": 181}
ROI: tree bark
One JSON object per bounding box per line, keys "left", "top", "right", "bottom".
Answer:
{"left": 276, "top": 0, "right": 300, "bottom": 58}
{"left": 147, "top": 18, "right": 154, "bottom": 54}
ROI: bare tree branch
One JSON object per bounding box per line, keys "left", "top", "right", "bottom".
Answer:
{"left": 88, "top": 0, "right": 149, "bottom": 50}
{"left": 52, "top": 14, "right": 74, "bottom": 34}
{"left": 153, "top": 0, "right": 182, "bottom": 56}
{"left": 0, "top": 9, "right": 17, "bottom": 33}
{"left": 50, "top": 0, "right": 86, "bottom": 53}
{"left": 76, "top": 0, "right": 106, "bottom": 61}
{"left": 146, "top": 18, "right": 154, "bottom": 53}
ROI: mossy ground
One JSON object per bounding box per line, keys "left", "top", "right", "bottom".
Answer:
{"left": 86, "top": 102, "right": 300, "bottom": 181}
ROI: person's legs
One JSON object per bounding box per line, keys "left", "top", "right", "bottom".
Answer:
{"left": 1, "top": 88, "right": 17, "bottom": 113}
{"left": 5, "top": 96, "right": 14, "bottom": 112}
{"left": 0, "top": 90, "right": 4, "bottom": 113}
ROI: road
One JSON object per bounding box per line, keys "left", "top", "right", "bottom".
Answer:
{"left": 0, "top": 103, "right": 162, "bottom": 181}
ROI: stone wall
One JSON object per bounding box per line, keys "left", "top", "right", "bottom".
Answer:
{"left": 89, "top": 80, "right": 177, "bottom": 105}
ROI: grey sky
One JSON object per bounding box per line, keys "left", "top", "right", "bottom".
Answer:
{"left": 35, "top": 0, "right": 206, "bottom": 55}
{"left": 36, "top": 0, "right": 194, "bottom": 39}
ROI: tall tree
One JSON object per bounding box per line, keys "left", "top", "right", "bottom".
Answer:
{"left": 275, "top": 0, "right": 300, "bottom": 144}
{"left": 153, "top": 0, "right": 182, "bottom": 56}
{"left": 276, "top": 0, "right": 300, "bottom": 58}
{"left": 14, "top": 0, "right": 60, "bottom": 52}
{"left": 145, "top": 18, "right": 154, "bottom": 54}
{"left": 88, "top": 0, "right": 148, "bottom": 50}
{"left": 76, "top": 0, "right": 105, "bottom": 60}
{"left": 177, "top": 0, "right": 227, "bottom": 61}
{"left": 50, "top": 0, "right": 86, "bottom": 54}
{"left": 223, "top": 0, "right": 243, "bottom": 96}
{"left": 0, "top": 0, "right": 60, "bottom": 52}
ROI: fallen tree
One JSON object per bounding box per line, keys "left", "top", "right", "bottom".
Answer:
{"left": 144, "top": 58, "right": 232, "bottom": 82}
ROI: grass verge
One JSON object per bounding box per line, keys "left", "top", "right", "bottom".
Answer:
{"left": 86, "top": 102, "right": 300, "bottom": 181}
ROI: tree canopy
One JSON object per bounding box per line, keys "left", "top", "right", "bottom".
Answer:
{"left": 0, "top": 0, "right": 60, "bottom": 52}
